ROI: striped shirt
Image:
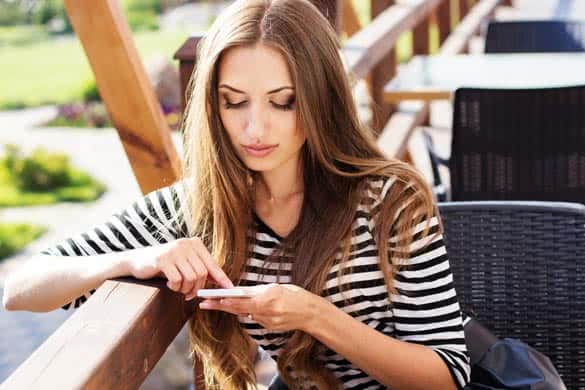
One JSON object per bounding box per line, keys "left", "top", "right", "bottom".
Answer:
{"left": 40, "top": 176, "right": 470, "bottom": 389}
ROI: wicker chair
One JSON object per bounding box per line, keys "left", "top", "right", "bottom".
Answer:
{"left": 426, "top": 85, "right": 585, "bottom": 202}
{"left": 439, "top": 201, "right": 585, "bottom": 389}
{"left": 485, "top": 20, "right": 585, "bottom": 53}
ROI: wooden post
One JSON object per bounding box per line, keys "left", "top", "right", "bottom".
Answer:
{"left": 310, "top": 0, "right": 343, "bottom": 33}
{"left": 63, "top": 0, "right": 182, "bottom": 194}
{"left": 436, "top": 0, "right": 452, "bottom": 44}
{"left": 174, "top": 34, "right": 205, "bottom": 112}
{"left": 342, "top": 0, "right": 362, "bottom": 37}
{"left": 413, "top": 15, "right": 431, "bottom": 55}
{"left": 368, "top": 0, "right": 396, "bottom": 134}
{"left": 459, "top": 0, "right": 470, "bottom": 21}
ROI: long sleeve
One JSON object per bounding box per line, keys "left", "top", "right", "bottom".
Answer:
{"left": 379, "top": 177, "right": 471, "bottom": 389}
{"left": 38, "top": 179, "right": 193, "bottom": 310}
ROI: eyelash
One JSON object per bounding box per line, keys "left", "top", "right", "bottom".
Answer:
{"left": 222, "top": 99, "right": 295, "bottom": 111}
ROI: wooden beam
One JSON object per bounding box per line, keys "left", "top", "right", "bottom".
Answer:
{"left": 63, "top": 0, "right": 182, "bottom": 194}
{"left": 342, "top": 0, "right": 362, "bottom": 37}
{"left": 3, "top": 279, "right": 193, "bottom": 389}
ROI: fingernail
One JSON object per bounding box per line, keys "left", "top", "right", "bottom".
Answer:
{"left": 199, "top": 301, "right": 211, "bottom": 309}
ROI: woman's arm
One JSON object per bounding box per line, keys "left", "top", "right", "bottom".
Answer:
{"left": 3, "top": 180, "right": 194, "bottom": 313}
{"left": 305, "top": 297, "right": 457, "bottom": 390}
{"left": 3, "top": 252, "right": 131, "bottom": 312}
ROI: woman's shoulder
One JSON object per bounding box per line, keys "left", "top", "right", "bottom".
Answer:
{"left": 359, "top": 174, "right": 399, "bottom": 208}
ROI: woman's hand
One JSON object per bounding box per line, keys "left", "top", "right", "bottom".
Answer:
{"left": 125, "top": 237, "right": 234, "bottom": 300}
{"left": 198, "top": 283, "right": 323, "bottom": 332}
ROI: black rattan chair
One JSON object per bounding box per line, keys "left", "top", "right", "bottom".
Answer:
{"left": 427, "top": 85, "right": 585, "bottom": 202}
{"left": 439, "top": 201, "right": 585, "bottom": 389}
{"left": 485, "top": 20, "right": 585, "bottom": 53}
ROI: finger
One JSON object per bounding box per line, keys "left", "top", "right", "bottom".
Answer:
{"left": 175, "top": 258, "right": 197, "bottom": 294}
{"left": 191, "top": 239, "right": 234, "bottom": 288}
{"left": 185, "top": 260, "right": 207, "bottom": 301}
{"left": 160, "top": 263, "right": 182, "bottom": 292}
{"left": 199, "top": 299, "right": 243, "bottom": 316}
{"left": 216, "top": 298, "right": 255, "bottom": 314}
{"left": 183, "top": 246, "right": 208, "bottom": 300}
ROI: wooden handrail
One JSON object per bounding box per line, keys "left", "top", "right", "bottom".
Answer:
{"left": 3, "top": 278, "right": 194, "bottom": 389}
{"left": 342, "top": 0, "right": 444, "bottom": 79}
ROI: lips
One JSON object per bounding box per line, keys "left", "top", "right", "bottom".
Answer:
{"left": 242, "top": 144, "right": 278, "bottom": 157}
{"left": 243, "top": 144, "right": 277, "bottom": 150}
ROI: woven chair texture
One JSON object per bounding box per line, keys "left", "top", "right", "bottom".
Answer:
{"left": 439, "top": 201, "right": 585, "bottom": 389}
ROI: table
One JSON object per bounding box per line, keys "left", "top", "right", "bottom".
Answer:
{"left": 384, "top": 53, "right": 585, "bottom": 103}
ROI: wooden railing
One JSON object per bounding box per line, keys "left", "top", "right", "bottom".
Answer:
{"left": 2, "top": 1, "right": 504, "bottom": 389}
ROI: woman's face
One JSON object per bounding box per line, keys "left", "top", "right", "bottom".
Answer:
{"left": 217, "top": 43, "right": 306, "bottom": 173}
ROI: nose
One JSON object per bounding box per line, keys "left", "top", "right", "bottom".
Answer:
{"left": 244, "top": 103, "right": 267, "bottom": 141}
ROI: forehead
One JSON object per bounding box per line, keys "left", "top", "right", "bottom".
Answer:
{"left": 217, "top": 43, "right": 293, "bottom": 89}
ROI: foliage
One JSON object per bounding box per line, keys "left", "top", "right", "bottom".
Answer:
{"left": 0, "top": 144, "right": 106, "bottom": 206}
{"left": 0, "top": 223, "right": 46, "bottom": 260}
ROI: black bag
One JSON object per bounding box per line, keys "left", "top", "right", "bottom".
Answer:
{"left": 463, "top": 315, "right": 567, "bottom": 390}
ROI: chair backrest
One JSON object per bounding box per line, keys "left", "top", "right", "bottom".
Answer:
{"left": 449, "top": 85, "right": 585, "bottom": 201}
{"left": 485, "top": 20, "right": 585, "bottom": 53}
{"left": 438, "top": 201, "right": 585, "bottom": 389}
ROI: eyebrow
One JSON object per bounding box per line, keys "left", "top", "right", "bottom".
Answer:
{"left": 218, "top": 84, "right": 294, "bottom": 95}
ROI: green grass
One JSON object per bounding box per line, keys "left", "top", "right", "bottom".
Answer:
{"left": 0, "top": 223, "right": 47, "bottom": 261}
{"left": 0, "top": 29, "right": 192, "bottom": 109}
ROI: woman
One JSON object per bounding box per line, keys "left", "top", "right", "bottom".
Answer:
{"left": 3, "top": 0, "right": 470, "bottom": 388}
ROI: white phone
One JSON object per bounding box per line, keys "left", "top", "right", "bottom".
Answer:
{"left": 197, "top": 286, "right": 264, "bottom": 299}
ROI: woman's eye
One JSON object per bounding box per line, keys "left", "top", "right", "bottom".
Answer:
{"left": 223, "top": 100, "right": 247, "bottom": 109}
{"left": 271, "top": 97, "right": 295, "bottom": 111}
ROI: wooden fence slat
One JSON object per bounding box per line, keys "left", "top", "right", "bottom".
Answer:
{"left": 436, "top": 0, "right": 453, "bottom": 44}
{"left": 63, "top": 0, "right": 182, "bottom": 194}
{"left": 413, "top": 15, "right": 431, "bottom": 55}
{"left": 439, "top": 0, "right": 501, "bottom": 54}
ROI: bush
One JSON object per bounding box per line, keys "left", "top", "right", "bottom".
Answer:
{"left": 0, "top": 144, "right": 107, "bottom": 206}
{"left": 0, "top": 2, "right": 27, "bottom": 26}
{"left": 124, "top": 0, "right": 161, "bottom": 31}
{"left": 81, "top": 78, "right": 101, "bottom": 102}
{"left": 17, "top": 148, "right": 72, "bottom": 191}
{"left": 0, "top": 223, "right": 47, "bottom": 260}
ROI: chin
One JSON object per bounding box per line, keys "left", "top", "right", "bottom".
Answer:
{"left": 244, "top": 160, "right": 278, "bottom": 172}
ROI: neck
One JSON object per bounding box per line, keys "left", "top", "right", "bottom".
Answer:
{"left": 256, "top": 156, "right": 304, "bottom": 204}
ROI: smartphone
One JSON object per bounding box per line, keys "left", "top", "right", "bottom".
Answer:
{"left": 196, "top": 287, "right": 261, "bottom": 299}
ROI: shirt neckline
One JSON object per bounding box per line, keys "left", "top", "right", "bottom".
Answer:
{"left": 252, "top": 212, "right": 284, "bottom": 241}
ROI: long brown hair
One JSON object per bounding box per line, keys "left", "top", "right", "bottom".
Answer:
{"left": 178, "top": 0, "right": 437, "bottom": 388}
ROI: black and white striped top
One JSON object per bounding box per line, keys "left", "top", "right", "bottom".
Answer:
{"left": 40, "top": 176, "right": 470, "bottom": 389}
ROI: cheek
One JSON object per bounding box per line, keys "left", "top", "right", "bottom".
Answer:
{"left": 219, "top": 110, "right": 242, "bottom": 141}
